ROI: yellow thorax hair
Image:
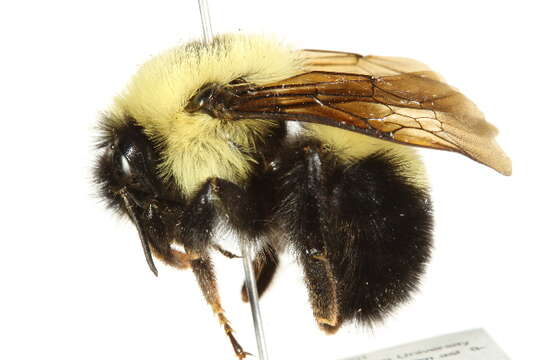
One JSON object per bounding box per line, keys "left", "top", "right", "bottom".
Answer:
{"left": 108, "top": 34, "right": 304, "bottom": 195}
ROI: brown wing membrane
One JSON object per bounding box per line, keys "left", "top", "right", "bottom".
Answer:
{"left": 202, "top": 50, "right": 512, "bottom": 175}
{"left": 302, "top": 49, "right": 446, "bottom": 81}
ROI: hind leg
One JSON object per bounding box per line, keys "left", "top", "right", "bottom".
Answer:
{"left": 272, "top": 142, "right": 340, "bottom": 332}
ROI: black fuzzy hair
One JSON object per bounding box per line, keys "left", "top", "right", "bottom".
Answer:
{"left": 331, "top": 151, "right": 432, "bottom": 326}
{"left": 271, "top": 139, "right": 432, "bottom": 329}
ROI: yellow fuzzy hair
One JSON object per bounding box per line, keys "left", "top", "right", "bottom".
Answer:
{"left": 108, "top": 33, "right": 426, "bottom": 195}
{"left": 304, "top": 124, "right": 428, "bottom": 188}
{"left": 109, "top": 34, "right": 304, "bottom": 195}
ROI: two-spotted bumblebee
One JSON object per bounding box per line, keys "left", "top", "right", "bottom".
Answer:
{"left": 94, "top": 34, "right": 511, "bottom": 358}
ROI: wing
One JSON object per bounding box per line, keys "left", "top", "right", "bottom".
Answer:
{"left": 202, "top": 50, "right": 512, "bottom": 175}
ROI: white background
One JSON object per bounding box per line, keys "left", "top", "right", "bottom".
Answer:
{"left": 1, "top": 1, "right": 538, "bottom": 359}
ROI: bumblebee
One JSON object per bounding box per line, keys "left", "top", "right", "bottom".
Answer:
{"left": 94, "top": 34, "right": 511, "bottom": 358}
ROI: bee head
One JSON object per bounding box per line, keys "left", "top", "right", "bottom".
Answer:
{"left": 94, "top": 117, "right": 181, "bottom": 212}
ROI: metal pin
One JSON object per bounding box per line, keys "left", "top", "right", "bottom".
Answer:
{"left": 197, "top": 0, "right": 214, "bottom": 43}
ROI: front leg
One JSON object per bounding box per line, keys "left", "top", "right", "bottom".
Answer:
{"left": 190, "top": 255, "right": 247, "bottom": 359}
{"left": 177, "top": 179, "right": 258, "bottom": 359}
{"left": 119, "top": 189, "right": 191, "bottom": 273}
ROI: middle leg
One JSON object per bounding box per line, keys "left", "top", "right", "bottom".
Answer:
{"left": 241, "top": 244, "right": 280, "bottom": 302}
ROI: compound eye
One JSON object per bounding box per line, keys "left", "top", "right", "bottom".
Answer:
{"left": 111, "top": 123, "right": 162, "bottom": 195}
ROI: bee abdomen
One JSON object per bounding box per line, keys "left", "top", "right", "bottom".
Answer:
{"left": 331, "top": 151, "right": 433, "bottom": 326}
{"left": 272, "top": 139, "right": 433, "bottom": 328}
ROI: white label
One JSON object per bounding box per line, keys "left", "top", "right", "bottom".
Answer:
{"left": 341, "top": 329, "right": 510, "bottom": 360}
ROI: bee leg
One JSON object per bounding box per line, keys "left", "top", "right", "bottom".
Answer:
{"left": 190, "top": 255, "right": 248, "bottom": 359}
{"left": 212, "top": 244, "right": 241, "bottom": 259}
{"left": 179, "top": 180, "right": 249, "bottom": 359}
{"left": 200, "top": 179, "right": 281, "bottom": 300}
{"left": 150, "top": 243, "right": 191, "bottom": 270}
{"left": 241, "top": 245, "right": 280, "bottom": 302}
{"left": 134, "top": 196, "right": 191, "bottom": 270}
{"left": 120, "top": 190, "right": 191, "bottom": 274}
{"left": 274, "top": 143, "right": 339, "bottom": 332}
{"left": 302, "top": 250, "right": 339, "bottom": 333}
{"left": 208, "top": 178, "right": 261, "bottom": 237}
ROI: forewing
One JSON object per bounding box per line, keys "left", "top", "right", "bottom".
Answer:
{"left": 227, "top": 50, "right": 511, "bottom": 175}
